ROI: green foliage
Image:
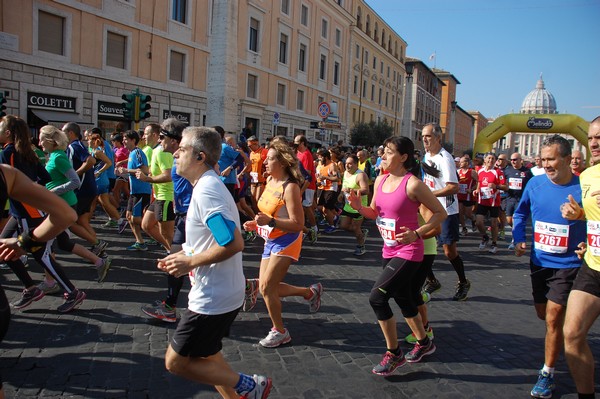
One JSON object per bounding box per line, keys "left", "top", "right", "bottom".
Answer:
{"left": 350, "top": 119, "right": 394, "bottom": 147}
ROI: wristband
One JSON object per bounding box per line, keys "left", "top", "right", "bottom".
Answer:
{"left": 17, "top": 230, "right": 45, "bottom": 253}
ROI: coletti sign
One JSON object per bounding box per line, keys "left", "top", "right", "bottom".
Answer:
{"left": 28, "top": 92, "right": 76, "bottom": 111}
{"left": 527, "top": 117, "right": 554, "bottom": 129}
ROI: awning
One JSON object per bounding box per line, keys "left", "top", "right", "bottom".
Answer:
{"left": 31, "top": 109, "right": 87, "bottom": 124}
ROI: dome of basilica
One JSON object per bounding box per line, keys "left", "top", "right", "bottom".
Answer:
{"left": 520, "top": 74, "right": 557, "bottom": 114}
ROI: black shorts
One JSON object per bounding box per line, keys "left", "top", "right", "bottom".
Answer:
{"left": 127, "top": 193, "right": 151, "bottom": 218}
{"left": 173, "top": 213, "right": 187, "bottom": 245}
{"left": 476, "top": 204, "right": 500, "bottom": 218}
{"left": 341, "top": 209, "right": 363, "bottom": 220}
{"left": 571, "top": 260, "right": 600, "bottom": 298}
{"left": 170, "top": 307, "right": 240, "bottom": 358}
{"left": 530, "top": 260, "right": 579, "bottom": 306}
{"left": 317, "top": 190, "right": 337, "bottom": 210}
{"left": 439, "top": 213, "right": 460, "bottom": 245}
{"left": 75, "top": 196, "right": 94, "bottom": 216}
{"left": 459, "top": 200, "right": 474, "bottom": 207}
{"left": 150, "top": 200, "right": 175, "bottom": 222}
{"left": 505, "top": 197, "right": 520, "bottom": 217}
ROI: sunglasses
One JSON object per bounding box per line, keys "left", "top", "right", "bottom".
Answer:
{"left": 510, "top": 158, "right": 520, "bottom": 161}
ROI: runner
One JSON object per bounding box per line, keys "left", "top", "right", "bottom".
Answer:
{"left": 316, "top": 148, "right": 340, "bottom": 234}
{"left": 457, "top": 155, "right": 477, "bottom": 235}
{"left": 339, "top": 154, "right": 369, "bottom": 256}
{"left": 504, "top": 152, "right": 532, "bottom": 250}
{"left": 293, "top": 135, "right": 318, "bottom": 244}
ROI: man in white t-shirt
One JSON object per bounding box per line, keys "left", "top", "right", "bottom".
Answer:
{"left": 530, "top": 154, "right": 545, "bottom": 176}
{"left": 421, "top": 123, "right": 471, "bottom": 301}
{"left": 159, "top": 126, "right": 272, "bottom": 399}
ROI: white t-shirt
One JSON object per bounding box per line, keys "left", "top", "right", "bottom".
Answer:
{"left": 184, "top": 169, "right": 245, "bottom": 314}
{"left": 530, "top": 166, "right": 545, "bottom": 176}
{"left": 423, "top": 148, "right": 459, "bottom": 215}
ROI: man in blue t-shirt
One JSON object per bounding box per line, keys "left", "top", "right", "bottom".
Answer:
{"left": 513, "top": 135, "right": 586, "bottom": 399}
{"left": 213, "top": 126, "right": 246, "bottom": 202}
{"left": 119, "top": 130, "right": 152, "bottom": 251}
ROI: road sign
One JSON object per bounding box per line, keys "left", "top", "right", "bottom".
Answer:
{"left": 318, "top": 102, "right": 331, "bottom": 118}
{"left": 273, "top": 112, "right": 280, "bottom": 125}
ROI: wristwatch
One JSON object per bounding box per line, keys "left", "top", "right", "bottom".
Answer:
{"left": 268, "top": 218, "right": 276, "bottom": 228}
{"left": 17, "top": 230, "right": 45, "bottom": 253}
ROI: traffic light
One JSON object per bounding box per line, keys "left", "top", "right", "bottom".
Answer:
{"left": 0, "top": 91, "right": 7, "bottom": 118}
{"left": 137, "top": 93, "right": 152, "bottom": 122}
{"left": 121, "top": 92, "right": 136, "bottom": 121}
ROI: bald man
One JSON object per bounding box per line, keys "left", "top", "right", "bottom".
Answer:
{"left": 504, "top": 152, "right": 532, "bottom": 250}
{"left": 571, "top": 150, "right": 586, "bottom": 176}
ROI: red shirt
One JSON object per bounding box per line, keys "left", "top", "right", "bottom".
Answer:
{"left": 297, "top": 149, "right": 316, "bottom": 190}
{"left": 477, "top": 167, "right": 505, "bottom": 207}
{"left": 457, "top": 168, "right": 476, "bottom": 202}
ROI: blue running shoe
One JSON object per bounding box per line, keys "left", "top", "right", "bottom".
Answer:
{"left": 322, "top": 225, "right": 336, "bottom": 234}
{"left": 531, "top": 370, "right": 555, "bottom": 399}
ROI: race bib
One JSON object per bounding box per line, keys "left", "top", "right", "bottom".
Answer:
{"left": 424, "top": 175, "right": 435, "bottom": 189}
{"left": 587, "top": 220, "right": 600, "bottom": 257}
{"left": 534, "top": 220, "right": 569, "bottom": 254}
{"left": 480, "top": 186, "right": 494, "bottom": 200}
{"left": 458, "top": 183, "right": 468, "bottom": 194}
{"left": 376, "top": 216, "right": 398, "bottom": 247}
{"left": 256, "top": 224, "right": 273, "bottom": 240}
{"left": 508, "top": 177, "right": 523, "bottom": 190}
{"left": 250, "top": 171, "right": 259, "bottom": 183}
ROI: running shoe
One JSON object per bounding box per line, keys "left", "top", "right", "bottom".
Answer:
{"left": 461, "top": 227, "right": 469, "bottom": 236}
{"left": 531, "top": 370, "right": 555, "bottom": 399}
{"left": 103, "top": 219, "right": 118, "bottom": 228}
{"left": 405, "top": 326, "right": 434, "bottom": 345}
{"left": 0, "top": 263, "right": 8, "bottom": 270}
{"left": 127, "top": 242, "right": 148, "bottom": 251}
{"left": 308, "top": 228, "right": 318, "bottom": 244}
{"left": 478, "top": 235, "right": 490, "bottom": 250}
{"left": 118, "top": 218, "right": 128, "bottom": 234}
{"left": 141, "top": 300, "right": 177, "bottom": 323}
{"left": 405, "top": 340, "right": 436, "bottom": 363}
{"left": 11, "top": 287, "right": 45, "bottom": 309}
{"left": 508, "top": 241, "right": 515, "bottom": 250}
{"left": 259, "top": 328, "right": 291, "bottom": 348}
{"left": 146, "top": 238, "right": 160, "bottom": 246}
{"left": 243, "top": 278, "right": 259, "bottom": 312}
{"left": 453, "top": 279, "right": 471, "bottom": 301}
{"left": 372, "top": 350, "right": 406, "bottom": 376}
{"left": 318, "top": 218, "right": 328, "bottom": 226}
{"left": 308, "top": 283, "right": 323, "bottom": 313}
{"left": 96, "top": 256, "right": 112, "bottom": 283}
{"left": 488, "top": 244, "right": 498, "bottom": 254}
{"left": 353, "top": 245, "right": 366, "bottom": 256}
{"left": 333, "top": 215, "right": 340, "bottom": 227}
{"left": 241, "top": 374, "right": 273, "bottom": 399}
{"left": 243, "top": 231, "right": 254, "bottom": 242}
{"left": 422, "top": 278, "right": 441, "bottom": 294}
{"left": 498, "top": 230, "right": 506, "bottom": 241}
{"left": 322, "top": 225, "right": 336, "bottom": 234}
{"left": 91, "top": 240, "right": 108, "bottom": 256}
{"left": 57, "top": 289, "right": 86, "bottom": 313}
{"left": 37, "top": 280, "right": 61, "bottom": 295}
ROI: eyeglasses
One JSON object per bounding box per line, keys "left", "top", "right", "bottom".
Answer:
{"left": 510, "top": 158, "right": 521, "bottom": 161}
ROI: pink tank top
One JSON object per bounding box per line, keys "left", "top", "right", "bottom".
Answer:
{"left": 375, "top": 173, "right": 424, "bottom": 261}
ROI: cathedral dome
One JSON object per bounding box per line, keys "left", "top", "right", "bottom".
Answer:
{"left": 520, "top": 74, "right": 557, "bottom": 114}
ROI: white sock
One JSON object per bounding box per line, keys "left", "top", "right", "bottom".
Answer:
{"left": 542, "top": 364, "right": 554, "bottom": 375}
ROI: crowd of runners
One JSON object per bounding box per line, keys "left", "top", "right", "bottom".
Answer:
{"left": 0, "top": 113, "right": 598, "bottom": 399}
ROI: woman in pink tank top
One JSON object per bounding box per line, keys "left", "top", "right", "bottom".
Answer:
{"left": 348, "top": 136, "right": 446, "bottom": 375}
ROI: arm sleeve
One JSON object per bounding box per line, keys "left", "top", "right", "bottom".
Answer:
{"left": 51, "top": 167, "right": 81, "bottom": 195}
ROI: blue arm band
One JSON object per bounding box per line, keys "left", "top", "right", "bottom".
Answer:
{"left": 206, "top": 213, "right": 237, "bottom": 246}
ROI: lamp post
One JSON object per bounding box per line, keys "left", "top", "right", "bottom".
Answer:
{"left": 401, "top": 63, "right": 414, "bottom": 138}
{"left": 449, "top": 100, "right": 457, "bottom": 149}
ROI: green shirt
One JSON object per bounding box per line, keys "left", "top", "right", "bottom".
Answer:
{"left": 150, "top": 146, "right": 174, "bottom": 201}
{"left": 141, "top": 145, "right": 153, "bottom": 166}
{"left": 45, "top": 150, "right": 77, "bottom": 206}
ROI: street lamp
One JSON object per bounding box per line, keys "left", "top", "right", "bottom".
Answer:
{"left": 401, "top": 63, "right": 414, "bottom": 138}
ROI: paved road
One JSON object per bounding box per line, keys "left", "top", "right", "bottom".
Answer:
{"left": 1, "top": 219, "right": 599, "bottom": 398}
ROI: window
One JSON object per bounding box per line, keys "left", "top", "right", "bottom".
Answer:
{"left": 364, "top": 50, "right": 368, "bottom": 65}
{"left": 38, "top": 11, "right": 64, "bottom": 55}
{"left": 335, "top": 28, "right": 341, "bottom": 47}
{"left": 321, "top": 19, "right": 328, "bottom": 39}
{"left": 298, "top": 44, "right": 306, "bottom": 72}
{"left": 301, "top": 5, "right": 309, "bottom": 26}
{"left": 380, "top": 61, "right": 384, "bottom": 74}
{"left": 249, "top": 18, "right": 259, "bottom": 52}
{"left": 378, "top": 88, "right": 382, "bottom": 105}
{"left": 353, "top": 75, "right": 358, "bottom": 94}
{"left": 297, "top": 90, "right": 304, "bottom": 110}
{"left": 319, "top": 54, "right": 327, "bottom": 80}
{"left": 172, "top": 0, "right": 187, "bottom": 24}
{"left": 333, "top": 61, "right": 340, "bottom": 86}
{"left": 277, "top": 83, "right": 286, "bottom": 106}
{"left": 362, "top": 81, "right": 367, "bottom": 97}
{"left": 169, "top": 50, "right": 185, "bottom": 82}
{"left": 371, "top": 84, "right": 375, "bottom": 101}
{"left": 281, "top": 0, "right": 290, "bottom": 15}
{"left": 355, "top": 44, "right": 360, "bottom": 59}
{"left": 279, "top": 33, "right": 288, "bottom": 64}
{"left": 372, "top": 56, "right": 376, "bottom": 69}
{"left": 247, "top": 74, "right": 258, "bottom": 99}
{"left": 106, "top": 31, "right": 126, "bottom": 69}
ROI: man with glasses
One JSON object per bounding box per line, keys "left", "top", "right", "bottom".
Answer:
{"left": 504, "top": 152, "right": 532, "bottom": 250}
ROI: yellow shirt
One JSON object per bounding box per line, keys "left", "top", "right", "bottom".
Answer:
{"left": 581, "top": 165, "right": 600, "bottom": 270}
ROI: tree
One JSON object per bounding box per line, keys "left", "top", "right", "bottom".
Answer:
{"left": 350, "top": 119, "right": 393, "bottom": 148}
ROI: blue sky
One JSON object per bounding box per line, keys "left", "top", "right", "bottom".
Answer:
{"left": 367, "top": 0, "right": 600, "bottom": 122}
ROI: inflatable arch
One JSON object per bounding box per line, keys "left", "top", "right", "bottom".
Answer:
{"left": 473, "top": 114, "right": 590, "bottom": 162}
